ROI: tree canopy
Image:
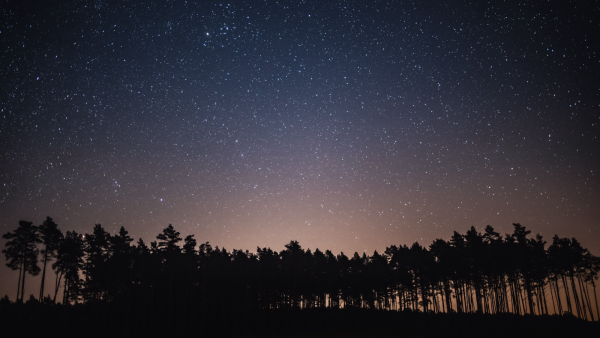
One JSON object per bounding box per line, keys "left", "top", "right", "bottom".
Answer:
{"left": 3, "top": 220, "right": 599, "bottom": 326}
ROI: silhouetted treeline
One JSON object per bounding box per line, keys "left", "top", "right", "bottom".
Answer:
{"left": 2, "top": 218, "right": 599, "bottom": 335}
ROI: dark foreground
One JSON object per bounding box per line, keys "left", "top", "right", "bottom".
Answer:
{"left": 0, "top": 301, "right": 597, "bottom": 338}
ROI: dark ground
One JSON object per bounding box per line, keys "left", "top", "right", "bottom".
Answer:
{"left": 0, "top": 300, "right": 597, "bottom": 337}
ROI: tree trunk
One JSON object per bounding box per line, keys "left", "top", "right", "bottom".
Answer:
{"left": 554, "top": 279, "right": 563, "bottom": 315}
{"left": 592, "top": 279, "right": 599, "bottom": 322}
{"left": 525, "top": 279, "right": 535, "bottom": 315}
{"left": 16, "top": 258, "right": 23, "bottom": 302}
{"left": 561, "top": 275, "right": 573, "bottom": 315}
{"left": 20, "top": 265, "right": 26, "bottom": 302}
{"left": 541, "top": 284, "right": 549, "bottom": 315}
{"left": 578, "top": 276, "right": 594, "bottom": 321}
{"left": 202, "top": 265, "right": 207, "bottom": 326}
{"left": 549, "top": 281, "right": 557, "bottom": 315}
{"left": 569, "top": 274, "right": 583, "bottom": 318}
{"left": 39, "top": 249, "right": 49, "bottom": 301}
{"left": 63, "top": 277, "right": 69, "bottom": 305}
{"left": 53, "top": 270, "right": 63, "bottom": 303}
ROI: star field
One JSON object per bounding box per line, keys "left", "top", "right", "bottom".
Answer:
{"left": 1, "top": 1, "right": 599, "bottom": 296}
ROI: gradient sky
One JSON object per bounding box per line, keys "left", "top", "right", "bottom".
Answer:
{"left": 1, "top": 0, "right": 599, "bottom": 299}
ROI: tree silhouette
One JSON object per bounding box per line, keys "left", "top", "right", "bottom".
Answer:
{"left": 156, "top": 224, "right": 182, "bottom": 253}
{"left": 429, "top": 238, "right": 454, "bottom": 313}
{"left": 281, "top": 240, "right": 305, "bottom": 309}
{"left": 3, "top": 218, "right": 599, "bottom": 327}
{"left": 53, "top": 230, "right": 85, "bottom": 304}
{"left": 84, "top": 224, "right": 111, "bottom": 301}
{"left": 156, "top": 224, "right": 183, "bottom": 326}
{"left": 107, "top": 226, "right": 133, "bottom": 300}
{"left": 182, "top": 234, "right": 198, "bottom": 329}
{"left": 37, "top": 216, "right": 63, "bottom": 301}
{"left": 2, "top": 220, "right": 41, "bottom": 302}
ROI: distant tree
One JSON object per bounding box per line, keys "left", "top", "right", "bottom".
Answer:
{"left": 510, "top": 223, "right": 535, "bottom": 314}
{"left": 369, "top": 250, "right": 389, "bottom": 310}
{"left": 131, "top": 238, "right": 150, "bottom": 293}
{"left": 336, "top": 251, "right": 350, "bottom": 308}
{"left": 312, "top": 248, "right": 327, "bottom": 308}
{"left": 582, "top": 252, "right": 600, "bottom": 321}
{"left": 256, "top": 246, "right": 279, "bottom": 309}
{"left": 464, "top": 226, "right": 486, "bottom": 313}
{"left": 2, "top": 220, "right": 41, "bottom": 302}
{"left": 482, "top": 225, "right": 504, "bottom": 314}
{"left": 111, "top": 226, "right": 134, "bottom": 255}
{"left": 182, "top": 234, "right": 198, "bottom": 326}
{"left": 0, "top": 295, "right": 11, "bottom": 307}
{"left": 183, "top": 235, "right": 197, "bottom": 256}
{"left": 107, "top": 226, "right": 133, "bottom": 298}
{"left": 53, "top": 231, "right": 85, "bottom": 304}
{"left": 37, "top": 216, "right": 63, "bottom": 301}
{"left": 407, "top": 242, "right": 436, "bottom": 312}
{"left": 25, "top": 294, "right": 39, "bottom": 306}
{"left": 558, "top": 237, "right": 592, "bottom": 319}
{"left": 281, "top": 240, "right": 305, "bottom": 309}
{"left": 156, "top": 224, "right": 183, "bottom": 324}
{"left": 157, "top": 224, "right": 183, "bottom": 253}
{"left": 429, "top": 239, "right": 454, "bottom": 313}
{"left": 84, "top": 224, "right": 111, "bottom": 301}
{"left": 324, "top": 249, "right": 340, "bottom": 308}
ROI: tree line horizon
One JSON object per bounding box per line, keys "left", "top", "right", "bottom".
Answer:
{"left": 2, "top": 217, "right": 599, "bottom": 323}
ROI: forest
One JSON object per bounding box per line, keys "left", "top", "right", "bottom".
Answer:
{"left": 2, "top": 217, "right": 599, "bottom": 337}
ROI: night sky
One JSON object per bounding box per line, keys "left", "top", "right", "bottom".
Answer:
{"left": 1, "top": 0, "right": 599, "bottom": 299}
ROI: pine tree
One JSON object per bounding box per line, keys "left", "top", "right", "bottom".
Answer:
{"left": 108, "top": 226, "right": 134, "bottom": 298}
{"left": 37, "top": 216, "right": 63, "bottom": 301}
{"left": 84, "top": 224, "right": 112, "bottom": 301}
{"left": 54, "top": 231, "right": 85, "bottom": 304}
{"left": 2, "top": 220, "right": 41, "bottom": 302}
